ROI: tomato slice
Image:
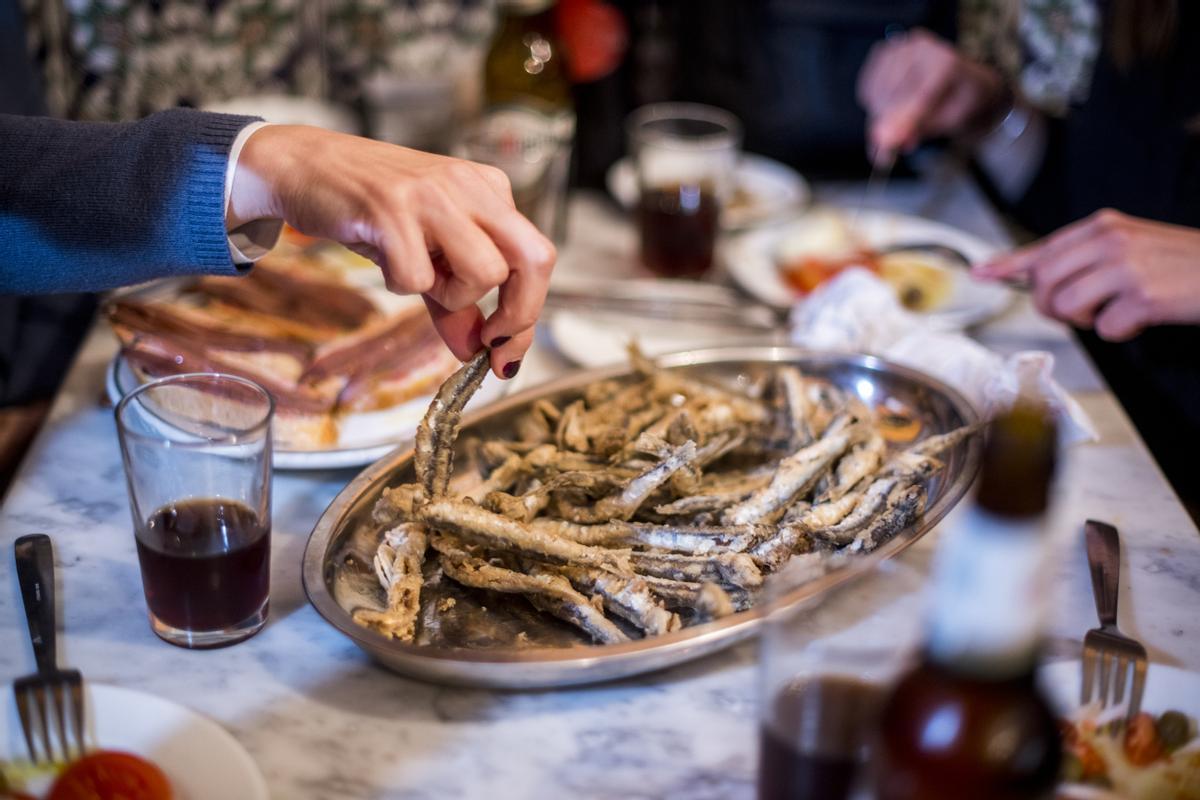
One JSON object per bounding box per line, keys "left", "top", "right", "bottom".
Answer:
{"left": 47, "top": 751, "right": 171, "bottom": 800}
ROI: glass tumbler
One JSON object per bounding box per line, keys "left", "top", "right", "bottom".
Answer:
{"left": 627, "top": 102, "right": 742, "bottom": 278}
{"left": 758, "top": 556, "right": 928, "bottom": 800}
{"left": 115, "top": 373, "right": 273, "bottom": 649}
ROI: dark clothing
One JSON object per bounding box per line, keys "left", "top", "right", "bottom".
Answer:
{"left": 1010, "top": 4, "right": 1200, "bottom": 512}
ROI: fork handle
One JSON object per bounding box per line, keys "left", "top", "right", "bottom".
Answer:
{"left": 1085, "top": 520, "right": 1121, "bottom": 628}
{"left": 14, "top": 534, "right": 58, "bottom": 674}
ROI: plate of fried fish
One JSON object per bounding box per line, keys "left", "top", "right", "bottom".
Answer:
{"left": 303, "top": 345, "right": 982, "bottom": 687}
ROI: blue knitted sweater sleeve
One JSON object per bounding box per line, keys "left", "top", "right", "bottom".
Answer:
{"left": 0, "top": 109, "right": 260, "bottom": 294}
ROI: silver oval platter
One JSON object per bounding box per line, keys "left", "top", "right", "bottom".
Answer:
{"left": 302, "top": 346, "right": 982, "bottom": 689}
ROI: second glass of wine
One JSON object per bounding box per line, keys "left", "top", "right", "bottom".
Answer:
{"left": 757, "top": 556, "right": 928, "bottom": 800}
{"left": 627, "top": 102, "right": 741, "bottom": 278}
{"left": 115, "top": 373, "right": 273, "bottom": 649}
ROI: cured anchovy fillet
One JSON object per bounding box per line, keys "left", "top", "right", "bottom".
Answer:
{"left": 414, "top": 350, "right": 490, "bottom": 497}
{"left": 433, "top": 538, "right": 629, "bottom": 644}
{"left": 373, "top": 483, "right": 426, "bottom": 526}
{"left": 819, "top": 432, "right": 886, "bottom": 503}
{"left": 542, "top": 564, "right": 681, "bottom": 636}
{"left": 722, "top": 431, "right": 851, "bottom": 525}
{"left": 847, "top": 483, "right": 925, "bottom": 553}
{"left": 557, "top": 441, "right": 698, "bottom": 524}
{"left": 631, "top": 550, "right": 764, "bottom": 590}
{"left": 421, "top": 499, "right": 632, "bottom": 572}
{"left": 353, "top": 523, "right": 427, "bottom": 641}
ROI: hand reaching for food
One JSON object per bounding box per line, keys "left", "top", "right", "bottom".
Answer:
{"left": 857, "top": 28, "right": 1008, "bottom": 158}
{"left": 974, "top": 209, "right": 1200, "bottom": 341}
{"left": 227, "top": 125, "right": 557, "bottom": 379}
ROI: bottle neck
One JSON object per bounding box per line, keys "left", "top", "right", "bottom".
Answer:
{"left": 925, "top": 507, "right": 1052, "bottom": 679}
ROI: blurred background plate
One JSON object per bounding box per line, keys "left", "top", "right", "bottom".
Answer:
{"left": 721, "top": 208, "right": 1015, "bottom": 328}
{"left": 607, "top": 153, "right": 811, "bottom": 230}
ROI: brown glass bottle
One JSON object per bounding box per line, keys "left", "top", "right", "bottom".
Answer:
{"left": 875, "top": 406, "right": 1063, "bottom": 800}
{"left": 480, "top": 0, "right": 575, "bottom": 241}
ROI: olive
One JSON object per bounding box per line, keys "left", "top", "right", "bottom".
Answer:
{"left": 1157, "top": 710, "right": 1192, "bottom": 752}
{"left": 1060, "top": 752, "right": 1085, "bottom": 783}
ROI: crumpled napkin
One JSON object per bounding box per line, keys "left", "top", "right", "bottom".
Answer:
{"left": 788, "top": 269, "right": 1097, "bottom": 444}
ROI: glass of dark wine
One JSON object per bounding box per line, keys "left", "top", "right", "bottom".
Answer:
{"left": 115, "top": 373, "right": 273, "bottom": 649}
{"left": 757, "top": 556, "right": 928, "bottom": 800}
{"left": 627, "top": 102, "right": 741, "bottom": 278}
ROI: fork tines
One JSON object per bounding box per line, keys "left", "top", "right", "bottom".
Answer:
{"left": 1081, "top": 628, "right": 1148, "bottom": 728}
{"left": 12, "top": 668, "right": 85, "bottom": 765}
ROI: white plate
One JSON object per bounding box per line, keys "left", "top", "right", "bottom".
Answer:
{"left": 1040, "top": 660, "right": 1200, "bottom": 799}
{"left": 106, "top": 353, "right": 509, "bottom": 471}
{"left": 721, "top": 208, "right": 1015, "bottom": 329}
{"left": 1, "top": 682, "right": 267, "bottom": 800}
{"left": 607, "top": 153, "right": 811, "bottom": 230}
{"left": 547, "top": 310, "right": 773, "bottom": 368}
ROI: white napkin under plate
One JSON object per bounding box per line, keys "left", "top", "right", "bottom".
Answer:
{"left": 788, "top": 269, "right": 1097, "bottom": 444}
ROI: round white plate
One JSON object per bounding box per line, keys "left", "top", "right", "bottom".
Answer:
{"left": 547, "top": 310, "right": 773, "bottom": 368}
{"left": 607, "top": 153, "right": 811, "bottom": 230}
{"left": 106, "top": 354, "right": 509, "bottom": 471}
{"left": 1040, "top": 660, "right": 1200, "bottom": 799}
{"left": 721, "top": 208, "right": 1015, "bottom": 329}
{"left": 1, "top": 682, "right": 267, "bottom": 800}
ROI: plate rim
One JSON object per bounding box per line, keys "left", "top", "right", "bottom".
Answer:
{"left": 301, "top": 345, "right": 983, "bottom": 686}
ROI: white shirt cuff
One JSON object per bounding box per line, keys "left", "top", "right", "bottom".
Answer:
{"left": 224, "top": 121, "right": 284, "bottom": 264}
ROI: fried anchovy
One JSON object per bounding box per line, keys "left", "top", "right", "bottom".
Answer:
{"left": 784, "top": 489, "right": 863, "bottom": 530}
{"left": 654, "top": 476, "right": 769, "bottom": 516}
{"left": 847, "top": 483, "right": 925, "bottom": 554}
{"left": 463, "top": 452, "right": 526, "bottom": 502}
{"left": 433, "top": 538, "right": 628, "bottom": 644}
{"left": 779, "top": 366, "right": 815, "bottom": 448}
{"left": 630, "top": 550, "right": 763, "bottom": 590}
{"left": 414, "top": 350, "right": 489, "bottom": 497}
{"left": 819, "top": 432, "right": 886, "bottom": 503}
{"left": 373, "top": 483, "right": 427, "bottom": 526}
{"left": 748, "top": 524, "right": 811, "bottom": 572}
{"left": 541, "top": 563, "right": 681, "bottom": 636}
{"left": 722, "top": 430, "right": 851, "bottom": 525}
{"left": 639, "top": 576, "right": 747, "bottom": 619}
{"left": 530, "top": 517, "right": 769, "bottom": 555}
{"left": 557, "top": 441, "right": 698, "bottom": 524}
{"left": 813, "top": 476, "right": 902, "bottom": 545}
{"left": 353, "top": 523, "right": 427, "bottom": 641}
{"left": 483, "top": 483, "right": 550, "bottom": 522}
{"left": 421, "top": 499, "right": 632, "bottom": 572}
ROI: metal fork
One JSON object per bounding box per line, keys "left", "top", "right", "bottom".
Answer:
{"left": 13, "top": 534, "right": 85, "bottom": 764}
{"left": 1081, "top": 520, "right": 1148, "bottom": 726}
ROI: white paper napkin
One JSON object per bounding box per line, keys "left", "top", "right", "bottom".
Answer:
{"left": 787, "top": 269, "right": 1097, "bottom": 443}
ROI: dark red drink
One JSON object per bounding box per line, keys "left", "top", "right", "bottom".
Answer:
{"left": 135, "top": 498, "right": 269, "bottom": 643}
{"left": 637, "top": 183, "right": 720, "bottom": 277}
{"left": 759, "top": 676, "right": 882, "bottom": 800}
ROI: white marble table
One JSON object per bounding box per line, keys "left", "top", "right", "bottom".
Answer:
{"left": 2, "top": 185, "right": 1198, "bottom": 800}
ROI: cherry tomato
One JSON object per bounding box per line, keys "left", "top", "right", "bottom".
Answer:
{"left": 47, "top": 751, "right": 171, "bottom": 800}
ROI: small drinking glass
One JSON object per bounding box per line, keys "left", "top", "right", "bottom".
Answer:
{"left": 758, "top": 556, "right": 928, "bottom": 800}
{"left": 115, "top": 373, "right": 273, "bottom": 649}
{"left": 627, "top": 102, "right": 742, "bottom": 278}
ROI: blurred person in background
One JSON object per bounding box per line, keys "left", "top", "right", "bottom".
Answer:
{"left": 857, "top": 0, "right": 1200, "bottom": 513}
{"left": 0, "top": 0, "right": 545, "bottom": 490}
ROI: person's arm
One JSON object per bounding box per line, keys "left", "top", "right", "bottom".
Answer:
{"left": 0, "top": 109, "right": 258, "bottom": 294}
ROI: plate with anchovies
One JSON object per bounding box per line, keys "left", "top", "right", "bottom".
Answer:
{"left": 302, "top": 345, "right": 982, "bottom": 688}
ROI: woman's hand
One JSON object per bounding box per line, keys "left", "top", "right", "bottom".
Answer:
{"left": 975, "top": 210, "right": 1200, "bottom": 341}
{"left": 228, "top": 125, "right": 556, "bottom": 379}
{"left": 857, "top": 28, "right": 1007, "bottom": 158}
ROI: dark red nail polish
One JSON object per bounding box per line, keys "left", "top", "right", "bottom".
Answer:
{"left": 490, "top": 336, "right": 511, "bottom": 348}
{"left": 502, "top": 360, "right": 521, "bottom": 379}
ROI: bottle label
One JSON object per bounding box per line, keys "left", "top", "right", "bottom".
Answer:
{"left": 926, "top": 508, "right": 1052, "bottom": 675}
{"left": 471, "top": 105, "right": 575, "bottom": 191}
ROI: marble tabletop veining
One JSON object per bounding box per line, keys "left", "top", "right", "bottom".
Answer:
{"left": 2, "top": 186, "right": 1198, "bottom": 800}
